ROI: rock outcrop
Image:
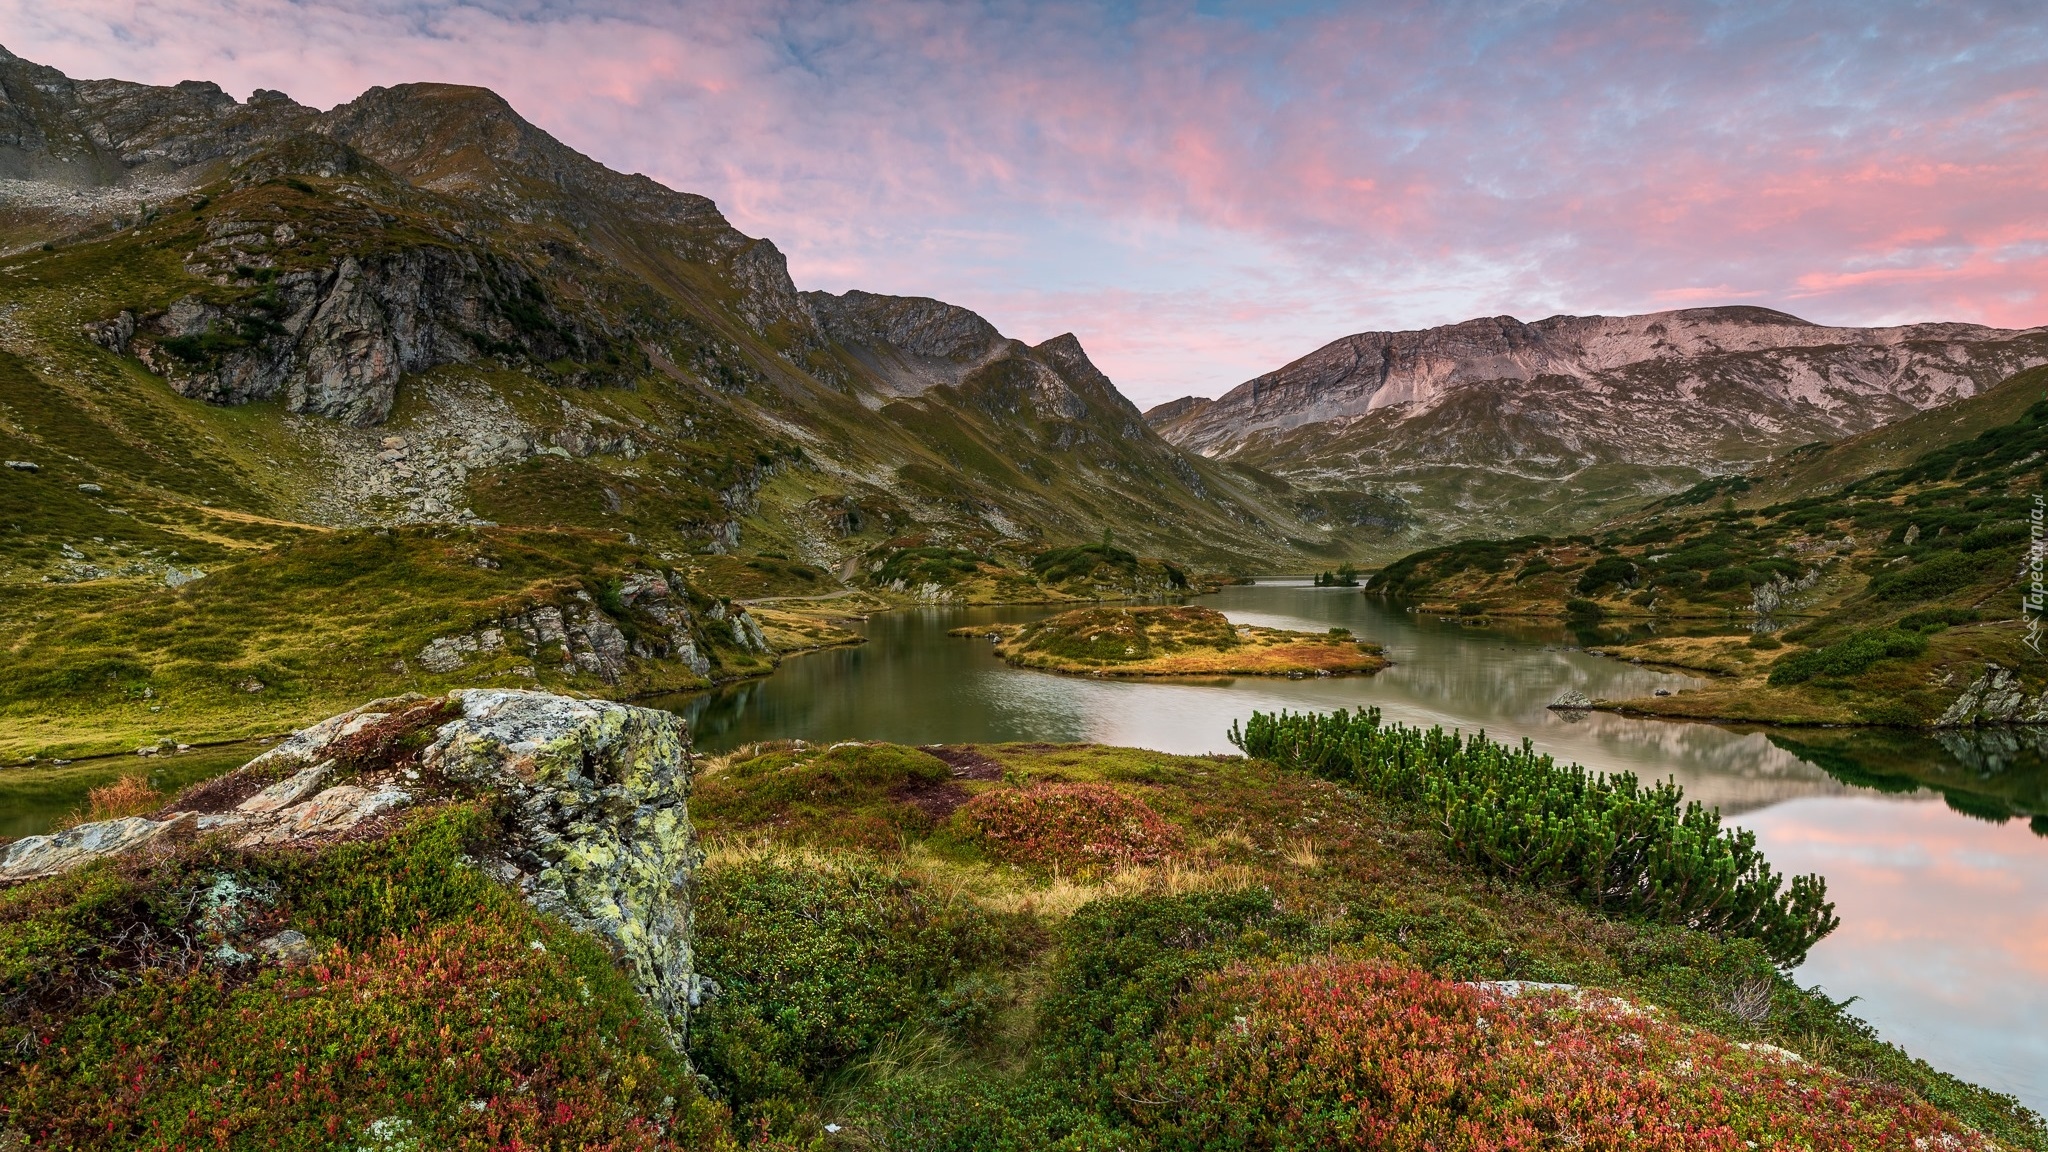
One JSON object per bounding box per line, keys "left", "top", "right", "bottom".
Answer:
{"left": 1934, "top": 663, "right": 2048, "bottom": 727}
{"left": 0, "top": 689, "right": 703, "bottom": 1044}
{"left": 87, "top": 246, "right": 597, "bottom": 426}
{"left": 422, "top": 690, "right": 700, "bottom": 1042}
{"left": 413, "top": 574, "right": 729, "bottom": 684}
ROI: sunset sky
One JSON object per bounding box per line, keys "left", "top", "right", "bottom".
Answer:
{"left": 7, "top": 0, "right": 2045, "bottom": 405}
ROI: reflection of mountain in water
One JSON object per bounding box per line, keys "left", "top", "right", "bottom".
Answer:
{"left": 1765, "top": 728, "right": 2048, "bottom": 835}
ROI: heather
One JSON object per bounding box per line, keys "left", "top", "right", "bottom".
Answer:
{"left": 1125, "top": 958, "right": 1994, "bottom": 1150}
{"left": 0, "top": 806, "right": 728, "bottom": 1149}
{"left": 4, "top": 737, "right": 2038, "bottom": 1148}
{"left": 681, "top": 741, "right": 2041, "bottom": 1148}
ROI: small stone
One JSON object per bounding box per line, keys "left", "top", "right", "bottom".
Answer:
{"left": 77, "top": 482, "right": 102, "bottom": 493}
{"left": 1549, "top": 690, "right": 1594, "bottom": 710}
{"left": 255, "top": 929, "right": 316, "bottom": 966}
{"left": 239, "top": 678, "right": 266, "bottom": 693}
{"left": 3, "top": 461, "right": 37, "bottom": 472}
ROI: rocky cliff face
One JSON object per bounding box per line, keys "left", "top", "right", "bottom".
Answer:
{"left": 1146, "top": 306, "right": 2048, "bottom": 541}
{"left": 0, "top": 689, "right": 705, "bottom": 1044}
{"left": 86, "top": 245, "right": 597, "bottom": 425}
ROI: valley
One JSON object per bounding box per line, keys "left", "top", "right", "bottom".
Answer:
{"left": 2, "top": 40, "right": 2047, "bottom": 1152}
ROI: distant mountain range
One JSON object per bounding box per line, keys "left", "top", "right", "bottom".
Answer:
{"left": 1147, "top": 307, "right": 2048, "bottom": 541}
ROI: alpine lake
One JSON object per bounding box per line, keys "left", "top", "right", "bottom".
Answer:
{"left": 665, "top": 579, "right": 2048, "bottom": 1112}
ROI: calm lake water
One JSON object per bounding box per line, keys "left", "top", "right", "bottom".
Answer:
{"left": 668, "top": 581, "right": 2048, "bottom": 1111}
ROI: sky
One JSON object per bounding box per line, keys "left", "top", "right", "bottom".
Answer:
{"left": 4, "top": 0, "right": 2046, "bottom": 406}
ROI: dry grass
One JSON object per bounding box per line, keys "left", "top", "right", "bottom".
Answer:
{"left": 1282, "top": 837, "right": 1322, "bottom": 871}
{"left": 976, "top": 860, "right": 1259, "bottom": 920}
{"left": 59, "top": 774, "right": 162, "bottom": 829}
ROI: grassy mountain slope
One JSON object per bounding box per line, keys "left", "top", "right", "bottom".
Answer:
{"left": 0, "top": 49, "right": 1378, "bottom": 754}
{"left": 1368, "top": 367, "right": 2048, "bottom": 726}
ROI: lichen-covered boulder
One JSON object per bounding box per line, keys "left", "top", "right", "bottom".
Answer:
{"left": 421, "top": 689, "right": 700, "bottom": 1045}
{"left": 0, "top": 689, "right": 702, "bottom": 1049}
{"left": 0, "top": 816, "right": 179, "bottom": 881}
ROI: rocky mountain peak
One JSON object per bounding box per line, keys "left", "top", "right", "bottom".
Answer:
{"left": 1146, "top": 304, "right": 2048, "bottom": 542}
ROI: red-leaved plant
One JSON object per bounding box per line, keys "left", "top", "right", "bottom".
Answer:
{"left": 1121, "top": 957, "right": 1988, "bottom": 1150}
{"left": 959, "top": 782, "right": 1183, "bottom": 871}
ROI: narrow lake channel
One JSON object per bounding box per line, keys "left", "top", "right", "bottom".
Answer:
{"left": 665, "top": 580, "right": 2048, "bottom": 1111}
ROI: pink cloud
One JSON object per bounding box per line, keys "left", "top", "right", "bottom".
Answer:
{"left": 2, "top": 1, "right": 2044, "bottom": 404}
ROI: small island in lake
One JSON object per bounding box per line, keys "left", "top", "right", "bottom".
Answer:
{"left": 953, "top": 605, "right": 1387, "bottom": 676}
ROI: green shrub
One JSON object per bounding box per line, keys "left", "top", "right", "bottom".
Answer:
{"left": 1031, "top": 543, "right": 1138, "bottom": 584}
{"left": 1867, "top": 551, "right": 1982, "bottom": 603}
{"left": 873, "top": 547, "right": 984, "bottom": 588}
{"left": 1228, "top": 708, "right": 1836, "bottom": 965}
{"left": 1574, "top": 556, "right": 1637, "bottom": 594}
{"left": 1767, "top": 628, "right": 1929, "bottom": 686}
{"left": 688, "top": 860, "right": 1032, "bottom": 1125}
{"left": 1899, "top": 607, "right": 1983, "bottom": 633}
{"left": 1564, "top": 598, "right": 1605, "bottom": 620}
{"left": 1035, "top": 888, "right": 1304, "bottom": 1089}
{"left": 1456, "top": 602, "right": 1487, "bottom": 616}
{"left": 849, "top": 1072, "right": 1133, "bottom": 1152}
{"left": 1703, "top": 566, "right": 1756, "bottom": 592}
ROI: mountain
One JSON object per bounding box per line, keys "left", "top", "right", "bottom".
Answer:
{"left": 0, "top": 45, "right": 1351, "bottom": 585}
{"left": 0, "top": 47, "right": 1397, "bottom": 757}
{"left": 1147, "top": 306, "right": 2048, "bottom": 547}
{"left": 1368, "top": 364, "right": 2048, "bottom": 730}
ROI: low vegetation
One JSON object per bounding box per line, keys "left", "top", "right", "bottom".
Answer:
{"left": 0, "top": 526, "right": 853, "bottom": 761}
{"left": 681, "top": 738, "right": 2042, "bottom": 1148}
{"left": 0, "top": 805, "right": 729, "bottom": 1149}
{"left": 958, "top": 605, "right": 1388, "bottom": 676}
{"left": 4, "top": 732, "right": 2039, "bottom": 1148}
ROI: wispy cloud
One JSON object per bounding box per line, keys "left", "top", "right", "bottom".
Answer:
{"left": 6, "top": 0, "right": 2045, "bottom": 404}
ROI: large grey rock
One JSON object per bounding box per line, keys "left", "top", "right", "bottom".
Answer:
{"left": 0, "top": 816, "right": 180, "bottom": 882}
{"left": 235, "top": 783, "right": 412, "bottom": 846}
{"left": 0, "top": 689, "right": 702, "bottom": 1047}
{"left": 242, "top": 699, "right": 407, "bottom": 773}
{"left": 421, "top": 689, "right": 699, "bottom": 1043}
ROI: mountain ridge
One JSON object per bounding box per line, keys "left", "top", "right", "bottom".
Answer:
{"left": 0, "top": 45, "right": 1353, "bottom": 579}
{"left": 1145, "top": 304, "right": 2048, "bottom": 544}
